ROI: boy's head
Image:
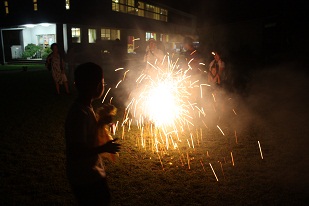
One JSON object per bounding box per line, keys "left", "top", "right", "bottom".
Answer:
{"left": 74, "top": 62, "right": 104, "bottom": 98}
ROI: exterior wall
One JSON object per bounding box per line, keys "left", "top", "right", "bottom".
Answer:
{"left": 0, "top": 0, "right": 197, "bottom": 64}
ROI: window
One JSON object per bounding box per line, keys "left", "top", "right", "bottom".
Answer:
{"left": 65, "top": 0, "right": 70, "bottom": 10}
{"left": 138, "top": 2, "right": 144, "bottom": 16}
{"left": 88, "top": 29, "right": 97, "bottom": 43}
{"left": 160, "top": 34, "right": 169, "bottom": 42}
{"left": 101, "top": 28, "right": 120, "bottom": 40}
{"left": 33, "top": 0, "right": 38, "bottom": 11}
{"left": 4, "top": 1, "right": 9, "bottom": 14}
{"left": 146, "top": 32, "right": 156, "bottom": 41}
{"left": 71, "top": 27, "right": 81, "bottom": 43}
{"left": 101, "top": 29, "right": 110, "bottom": 40}
{"left": 127, "top": 36, "right": 134, "bottom": 53}
{"left": 111, "top": 0, "right": 168, "bottom": 22}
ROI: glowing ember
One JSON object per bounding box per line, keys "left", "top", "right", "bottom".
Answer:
{"left": 231, "top": 151, "right": 235, "bottom": 166}
{"left": 102, "top": 87, "right": 111, "bottom": 103}
{"left": 209, "top": 163, "right": 219, "bottom": 181}
{"left": 217, "top": 125, "right": 225, "bottom": 136}
{"left": 258, "top": 141, "right": 264, "bottom": 159}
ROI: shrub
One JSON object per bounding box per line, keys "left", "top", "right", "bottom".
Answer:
{"left": 41, "top": 47, "right": 52, "bottom": 59}
{"left": 22, "top": 44, "right": 41, "bottom": 59}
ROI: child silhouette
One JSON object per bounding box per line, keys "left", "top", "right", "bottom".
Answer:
{"left": 65, "top": 62, "right": 120, "bottom": 206}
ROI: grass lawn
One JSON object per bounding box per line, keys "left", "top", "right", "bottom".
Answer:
{"left": 0, "top": 65, "right": 308, "bottom": 205}
{"left": 0, "top": 64, "right": 46, "bottom": 72}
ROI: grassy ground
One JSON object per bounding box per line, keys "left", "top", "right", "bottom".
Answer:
{"left": 0, "top": 64, "right": 45, "bottom": 72}
{"left": 0, "top": 63, "right": 308, "bottom": 205}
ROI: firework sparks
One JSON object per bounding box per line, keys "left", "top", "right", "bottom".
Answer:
{"left": 102, "top": 87, "right": 111, "bottom": 103}
{"left": 115, "top": 80, "right": 122, "bottom": 88}
{"left": 209, "top": 163, "right": 219, "bottom": 181}
{"left": 258, "top": 141, "right": 264, "bottom": 159}
{"left": 217, "top": 125, "right": 225, "bottom": 136}
{"left": 200, "top": 159, "right": 206, "bottom": 173}
{"left": 106, "top": 53, "right": 252, "bottom": 176}
{"left": 115, "top": 68, "right": 124, "bottom": 71}
{"left": 219, "top": 161, "right": 225, "bottom": 180}
{"left": 120, "top": 55, "right": 206, "bottom": 155}
{"left": 231, "top": 152, "right": 235, "bottom": 166}
{"left": 233, "top": 109, "right": 237, "bottom": 115}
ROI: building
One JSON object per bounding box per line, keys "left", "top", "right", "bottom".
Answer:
{"left": 0, "top": 0, "right": 197, "bottom": 64}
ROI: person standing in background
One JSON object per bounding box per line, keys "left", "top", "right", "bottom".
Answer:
{"left": 209, "top": 51, "right": 225, "bottom": 81}
{"left": 144, "top": 38, "right": 164, "bottom": 65}
{"left": 46, "top": 43, "right": 70, "bottom": 95}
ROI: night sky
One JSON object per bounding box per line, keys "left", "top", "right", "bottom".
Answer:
{"left": 157, "top": 0, "right": 306, "bottom": 25}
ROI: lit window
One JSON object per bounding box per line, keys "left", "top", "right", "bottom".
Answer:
{"left": 4, "top": 1, "right": 9, "bottom": 14}
{"left": 112, "top": 2, "right": 119, "bottom": 11}
{"left": 146, "top": 32, "right": 156, "bottom": 41}
{"left": 88, "top": 29, "right": 97, "bottom": 43}
{"left": 111, "top": 0, "right": 168, "bottom": 22}
{"left": 127, "top": 0, "right": 134, "bottom": 6}
{"left": 33, "top": 0, "right": 38, "bottom": 11}
{"left": 127, "top": 36, "right": 135, "bottom": 53}
{"left": 111, "top": 29, "right": 120, "bottom": 40}
{"left": 101, "top": 28, "right": 120, "bottom": 40}
{"left": 65, "top": 0, "right": 70, "bottom": 10}
{"left": 101, "top": 29, "right": 110, "bottom": 40}
{"left": 160, "top": 34, "right": 169, "bottom": 42}
{"left": 138, "top": 2, "right": 144, "bottom": 16}
{"left": 72, "top": 28, "right": 81, "bottom": 43}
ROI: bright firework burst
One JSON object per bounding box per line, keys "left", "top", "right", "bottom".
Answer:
{"left": 102, "top": 54, "right": 254, "bottom": 179}
{"left": 119, "top": 56, "right": 210, "bottom": 153}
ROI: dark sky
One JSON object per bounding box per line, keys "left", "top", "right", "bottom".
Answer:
{"left": 156, "top": 0, "right": 306, "bottom": 25}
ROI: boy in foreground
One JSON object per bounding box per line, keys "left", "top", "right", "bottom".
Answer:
{"left": 65, "top": 62, "right": 120, "bottom": 205}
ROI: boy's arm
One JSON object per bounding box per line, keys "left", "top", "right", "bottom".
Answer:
{"left": 93, "top": 139, "right": 120, "bottom": 155}
{"left": 67, "top": 141, "right": 120, "bottom": 161}
{"left": 66, "top": 111, "right": 120, "bottom": 160}
{"left": 70, "top": 139, "right": 120, "bottom": 160}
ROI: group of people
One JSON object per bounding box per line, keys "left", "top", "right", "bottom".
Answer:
{"left": 143, "top": 37, "right": 226, "bottom": 88}
{"left": 46, "top": 38, "right": 226, "bottom": 96}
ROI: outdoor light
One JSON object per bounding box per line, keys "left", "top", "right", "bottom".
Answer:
{"left": 24, "top": 24, "right": 36, "bottom": 28}
{"left": 39, "top": 23, "right": 51, "bottom": 27}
